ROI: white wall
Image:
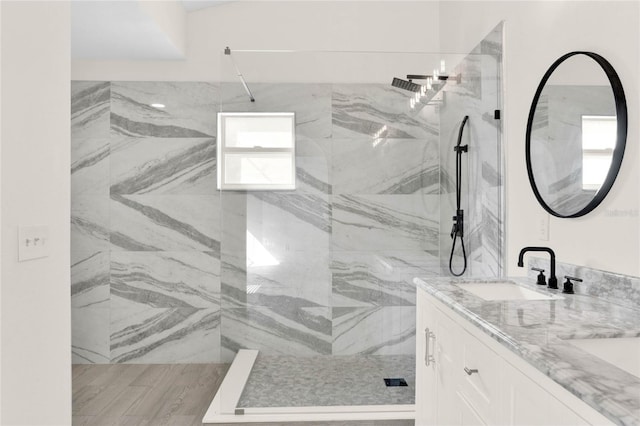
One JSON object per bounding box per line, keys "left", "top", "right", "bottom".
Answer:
{"left": 1, "top": 2, "right": 71, "bottom": 424}
{"left": 71, "top": 0, "right": 441, "bottom": 82}
{"left": 440, "top": 1, "right": 640, "bottom": 277}
{"left": 139, "top": 0, "right": 187, "bottom": 55}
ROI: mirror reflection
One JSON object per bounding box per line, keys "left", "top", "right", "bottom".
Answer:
{"left": 527, "top": 52, "right": 626, "bottom": 217}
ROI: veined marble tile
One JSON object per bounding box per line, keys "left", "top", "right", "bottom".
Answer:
{"left": 221, "top": 249, "right": 333, "bottom": 310}
{"left": 111, "top": 82, "right": 218, "bottom": 137}
{"left": 219, "top": 193, "right": 247, "bottom": 254}
{"left": 528, "top": 258, "right": 640, "bottom": 310}
{"left": 332, "top": 84, "right": 438, "bottom": 139}
{"left": 71, "top": 81, "right": 110, "bottom": 139}
{"left": 110, "top": 194, "right": 220, "bottom": 253}
{"left": 222, "top": 250, "right": 331, "bottom": 308}
{"left": 71, "top": 138, "right": 110, "bottom": 196}
{"left": 332, "top": 306, "right": 415, "bottom": 356}
{"left": 296, "top": 138, "right": 331, "bottom": 158}
{"left": 220, "top": 306, "right": 331, "bottom": 362}
{"left": 71, "top": 195, "right": 110, "bottom": 255}
{"left": 472, "top": 192, "right": 503, "bottom": 277}
{"left": 379, "top": 250, "right": 441, "bottom": 273}
{"left": 332, "top": 194, "right": 439, "bottom": 251}
{"left": 110, "top": 136, "right": 216, "bottom": 194}
{"left": 220, "top": 194, "right": 248, "bottom": 307}
{"left": 331, "top": 251, "right": 439, "bottom": 307}
{"left": 220, "top": 83, "right": 332, "bottom": 139}
{"left": 221, "top": 253, "right": 250, "bottom": 309}
{"left": 110, "top": 303, "right": 220, "bottom": 363}
{"left": 332, "top": 138, "right": 439, "bottom": 194}
{"left": 72, "top": 306, "right": 110, "bottom": 364}
{"left": 72, "top": 251, "right": 110, "bottom": 309}
{"left": 296, "top": 156, "right": 331, "bottom": 195}
{"left": 110, "top": 251, "right": 220, "bottom": 309}
{"left": 246, "top": 192, "right": 331, "bottom": 253}
{"left": 296, "top": 139, "right": 332, "bottom": 193}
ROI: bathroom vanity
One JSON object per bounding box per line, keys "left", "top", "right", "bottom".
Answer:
{"left": 415, "top": 277, "right": 640, "bottom": 426}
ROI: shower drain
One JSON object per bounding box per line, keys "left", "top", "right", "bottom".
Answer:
{"left": 383, "top": 378, "right": 408, "bottom": 387}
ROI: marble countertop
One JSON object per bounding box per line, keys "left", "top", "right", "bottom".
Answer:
{"left": 414, "top": 276, "right": 640, "bottom": 426}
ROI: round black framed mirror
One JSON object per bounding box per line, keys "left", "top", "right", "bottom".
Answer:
{"left": 526, "top": 51, "right": 627, "bottom": 218}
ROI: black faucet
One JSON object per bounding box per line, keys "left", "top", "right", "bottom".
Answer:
{"left": 517, "top": 246, "right": 558, "bottom": 289}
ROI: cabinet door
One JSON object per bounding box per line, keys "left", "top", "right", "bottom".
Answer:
{"left": 505, "top": 362, "right": 590, "bottom": 426}
{"left": 457, "top": 392, "right": 486, "bottom": 426}
{"left": 417, "top": 289, "right": 463, "bottom": 426}
{"left": 435, "top": 310, "right": 462, "bottom": 426}
{"left": 416, "top": 289, "right": 438, "bottom": 426}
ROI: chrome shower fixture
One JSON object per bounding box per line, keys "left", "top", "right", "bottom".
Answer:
{"left": 224, "top": 47, "right": 255, "bottom": 102}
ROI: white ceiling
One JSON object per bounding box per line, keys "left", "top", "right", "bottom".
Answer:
{"left": 71, "top": 0, "right": 234, "bottom": 60}
{"left": 181, "top": 0, "right": 234, "bottom": 12}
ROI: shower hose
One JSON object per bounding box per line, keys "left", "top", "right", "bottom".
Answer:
{"left": 449, "top": 116, "right": 469, "bottom": 277}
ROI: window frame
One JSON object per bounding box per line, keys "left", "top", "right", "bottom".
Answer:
{"left": 217, "top": 112, "right": 296, "bottom": 191}
{"left": 581, "top": 114, "right": 616, "bottom": 191}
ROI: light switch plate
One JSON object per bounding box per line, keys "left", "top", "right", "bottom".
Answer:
{"left": 537, "top": 212, "right": 549, "bottom": 241}
{"left": 18, "top": 225, "right": 50, "bottom": 261}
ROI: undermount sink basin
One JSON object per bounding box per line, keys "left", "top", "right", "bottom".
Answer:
{"left": 567, "top": 337, "right": 640, "bottom": 379}
{"left": 455, "top": 281, "right": 563, "bottom": 301}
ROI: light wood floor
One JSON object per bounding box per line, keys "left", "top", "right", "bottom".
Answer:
{"left": 72, "top": 363, "right": 414, "bottom": 426}
{"left": 73, "top": 363, "right": 229, "bottom": 426}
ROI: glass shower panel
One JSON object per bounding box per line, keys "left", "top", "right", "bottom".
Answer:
{"left": 215, "top": 47, "right": 501, "bottom": 413}
{"left": 439, "top": 22, "right": 505, "bottom": 277}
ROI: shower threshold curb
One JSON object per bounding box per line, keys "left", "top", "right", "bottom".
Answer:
{"left": 202, "top": 349, "right": 416, "bottom": 424}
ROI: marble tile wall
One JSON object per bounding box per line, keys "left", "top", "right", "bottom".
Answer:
{"left": 71, "top": 47, "right": 504, "bottom": 363}
{"left": 217, "top": 82, "right": 440, "bottom": 362}
{"left": 71, "top": 81, "right": 221, "bottom": 364}
{"left": 438, "top": 22, "right": 504, "bottom": 277}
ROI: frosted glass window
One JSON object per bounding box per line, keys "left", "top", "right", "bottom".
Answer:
{"left": 217, "top": 113, "right": 295, "bottom": 190}
{"left": 582, "top": 115, "right": 615, "bottom": 191}
{"left": 224, "top": 153, "right": 294, "bottom": 185}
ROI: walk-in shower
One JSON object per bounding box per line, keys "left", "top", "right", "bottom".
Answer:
{"left": 204, "top": 24, "right": 504, "bottom": 424}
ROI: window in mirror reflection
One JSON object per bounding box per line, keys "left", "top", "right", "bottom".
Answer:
{"left": 582, "top": 115, "right": 616, "bottom": 191}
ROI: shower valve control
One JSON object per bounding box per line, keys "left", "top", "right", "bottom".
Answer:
{"left": 451, "top": 210, "right": 464, "bottom": 239}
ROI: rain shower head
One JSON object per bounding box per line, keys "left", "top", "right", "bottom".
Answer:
{"left": 392, "top": 73, "right": 462, "bottom": 93}
{"left": 391, "top": 77, "right": 422, "bottom": 93}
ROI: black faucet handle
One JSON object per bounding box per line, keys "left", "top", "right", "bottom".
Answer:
{"left": 531, "top": 267, "right": 546, "bottom": 285}
{"left": 562, "top": 275, "right": 583, "bottom": 294}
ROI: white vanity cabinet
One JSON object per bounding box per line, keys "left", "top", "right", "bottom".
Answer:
{"left": 416, "top": 287, "right": 613, "bottom": 426}
{"left": 416, "top": 288, "right": 461, "bottom": 425}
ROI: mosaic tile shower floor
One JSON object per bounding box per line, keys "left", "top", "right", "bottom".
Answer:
{"left": 237, "top": 354, "right": 415, "bottom": 408}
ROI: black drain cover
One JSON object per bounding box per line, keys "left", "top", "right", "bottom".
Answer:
{"left": 384, "top": 378, "right": 408, "bottom": 387}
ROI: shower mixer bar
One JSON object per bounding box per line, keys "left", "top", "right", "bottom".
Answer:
{"left": 224, "top": 47, "right": 255, "bottom": 102}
